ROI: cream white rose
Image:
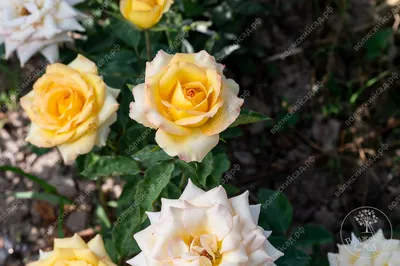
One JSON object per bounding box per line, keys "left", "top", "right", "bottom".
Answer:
{"left": 328, "top": 230, "right": 400, "bottom": 266}
{"left": 0, "top": 0, "right": 85, "bottom": 66}
{"left": 129, "top": 50, "right": 244, "bottom": 163}
{"left": 127, "top": 179, "right": 283, "bottom": 266}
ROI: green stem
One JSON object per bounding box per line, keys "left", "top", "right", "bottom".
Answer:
{"left": 145, "top": 30, "right": 151, "bottom": 61}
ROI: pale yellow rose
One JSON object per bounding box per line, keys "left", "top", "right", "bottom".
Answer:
{"left": 120, "top": 0, "right": 173, "bottom": 29}
{"left": 127, "top": 180, "right": 283, "bottom": 266}
{"left": 20, "top": 54, "right": 120, "bottom": 163}
{"left": 28, "top": 234, "right": 117, "bottom": 266}
{"left": 129, "top": 51, "right": 244, "bottom": 162}
{"left": 328, "top": 230, "right": 400, "bottom": 266}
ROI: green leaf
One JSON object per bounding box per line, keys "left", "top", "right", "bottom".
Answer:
{"left": 270, "top": 236, "right": 310, "bottom": 266}
{"left": 108, "top": 17, "right": 141, "bottom": 49}
{"left": 258, "top": 189, "right": 293, "bottom": 236}
{"left": 230, "top": 109, "right": 271, "bottom": 127}
{"left": 135, "top": 162, "right": 175, "bottom": 217}
{"left": 208, "top": 153, "right": 230, "bottom": 187}
{"left": 13, "top": 191, "right": 71, "bottom": 205}
{"left": 197, "top": 153, "right": 214, "bottom": 187}
{"left": 295, "top": 224, "right": 333, "bottom": 248}
{"left": 132, "top": 145, "right": 172, "bottom": 168}
{"left": 117, "top": 178, "right": 141, "bottom": 215}
{"left": 112, "top": 206, "right": 141, "bottom": 260}
{"left": 161, "top": 183, "right": 182, "bottom": 199}
{"left": 0, "top": 166, "right": 57, "bottom": 194}
{"left": 364, "top": 28, "right": 392, "bottom": 60}
{"left": 81, "top": 156, "right": 140, "bottom": 179}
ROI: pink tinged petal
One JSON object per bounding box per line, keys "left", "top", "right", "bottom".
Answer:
{"left": 247, "top": 249, "right": 274, "bottom": 266}
{"left": 57, "top": 130, "right": 97, "bottom": 164}
{"left": 327, "top": 253, "right": 339, "bottom": 266}
{"left": 159, "top": 198, "right": 194, "bottom": 219}
{"left": 17, "top": 41, "right": 46, "bottom": 66}
{"left": 57, "top": 17, "right": 85, "bottom": 32}
{"left": 243, "top": 228, "right": 266, "bottom": 253}
{"left": 134, "top": 226, "right": 157, "bottom": 256}
{"left": 249, "top": 204, "right": 261, "bottom": 224}
{"left": 206, "top": 204, "right": 233, "bottom": 240}
{"left": 189, "top": 186, "right": 233, "bottom": 214}
{"left": 145, "top": 50, "right": 173, "bottom": 77}
{"left": 201, "top": 79, "right": 243, "bottom": 136}
{"left": 168, "top": 237, "right": 190, "bottom": 258}
{"left": 108, "top": 86, "right": 121, "bottom": 99}
{"left": 194, "top": 50, "right": 224, "bottom": 76}
{"left": 220, "top": 215, "right": 242, "bottom": 253}
{"left": 146, "top": 211, "right": 161, "bottom": 224}
{"left": 95, "top": 112, "right": 117, "bottom": 147}
{"left": 130, "top": 84, "right": 156, "bottom": 129}
{"left": 155, "top": 129, "right": 219, "bottom": 162}
{"left": 40, "top": 44, "right": 59, "bottom": 63}
{"left": 180, "top": 179, "right": 205, "bottom": 201}
{"left": 219, "top": 243, "right": 248, "bottom": 265}
{"left": 229, "top": 191, "right": 257, "bottom": 232}
{"left": 55, "top": 1, "right": 79, "bottom": 18}
{"left": 68, "top": 54, "right": 98, "bottom": 74}
{"left": 263, "top": 231, "right": 284, "bottom": 261}
{"left": 127, "top": 252, "right": 147, "bottom": 266}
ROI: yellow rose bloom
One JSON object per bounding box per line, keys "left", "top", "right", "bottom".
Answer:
{"left": 20, "top": 55, "right": 120, "bottom": 163}
{"left": 28, "top": 234, "right": 117, "bottom": 266}
{"left": 129, "top": 51, "right": 244, "bottom": 162}
{"left": 120, "top": 0, "right": 173, "bottom": 29}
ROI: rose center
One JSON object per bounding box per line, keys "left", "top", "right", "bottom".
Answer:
{"left": 19, "top": 7, "right": 31, "bottom": 16}
{"left": 189, "top": 234, "right": 222, "bottom": 265}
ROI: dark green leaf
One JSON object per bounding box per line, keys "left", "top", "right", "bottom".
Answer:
{"left": 108, "top": 17, "right": 142, "bottom": 49}
{"left": 112, "top": 206, "right": 141, "bottom": 260}
{"left": 208, "top": 153, "right": 230, "bottom": 187}
{"left": 135, "top": 162, "right": 175, "bottom": 217}
{"left": 81, "top": 156, "right": 140, "bottom": 179}
{"left": 295, "top": 224, "right": 333, "bottom": 248}
{"left": 258, "top": 189, "right": 293, "bottom": 236}
{"left": 230, "top": 109, "right": 271, "bottom": 127}
{"left": 132, "top": 145, "right": 172, "bottom": 168}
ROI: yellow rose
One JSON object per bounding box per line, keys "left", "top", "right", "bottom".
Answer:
{"left": 120, "top": 0, "right": 173, "bottom": 29}
{"left": 28, "top": 234, "right": 117, "bottom": 266}
{"left": 20, "top": 55, "right": 120, "bottom": 163}
{"left": 129, "top": 51, "right": 244, "bottom": 162}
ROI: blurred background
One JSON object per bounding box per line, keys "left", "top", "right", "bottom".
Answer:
{"left": 0, "top": 0, "right": 400, "bottom": 265}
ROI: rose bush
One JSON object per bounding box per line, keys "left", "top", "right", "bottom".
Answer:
{"left": 120, "top": 0, "right": 173, "bottom": 29}
{"left": 127, "top": 179, "right": 283, "bottom": 266}
{"left": 20, "top": 54, "right": 120, "bottom": 163}
{"left": 0, "top": 0, "right": 85, "bottom": 66}
{"left": 129, "top": 50, "right": 244, "bottom": 162}
{"left": 28, "top": 234, "right": 116, "bottom": 266}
